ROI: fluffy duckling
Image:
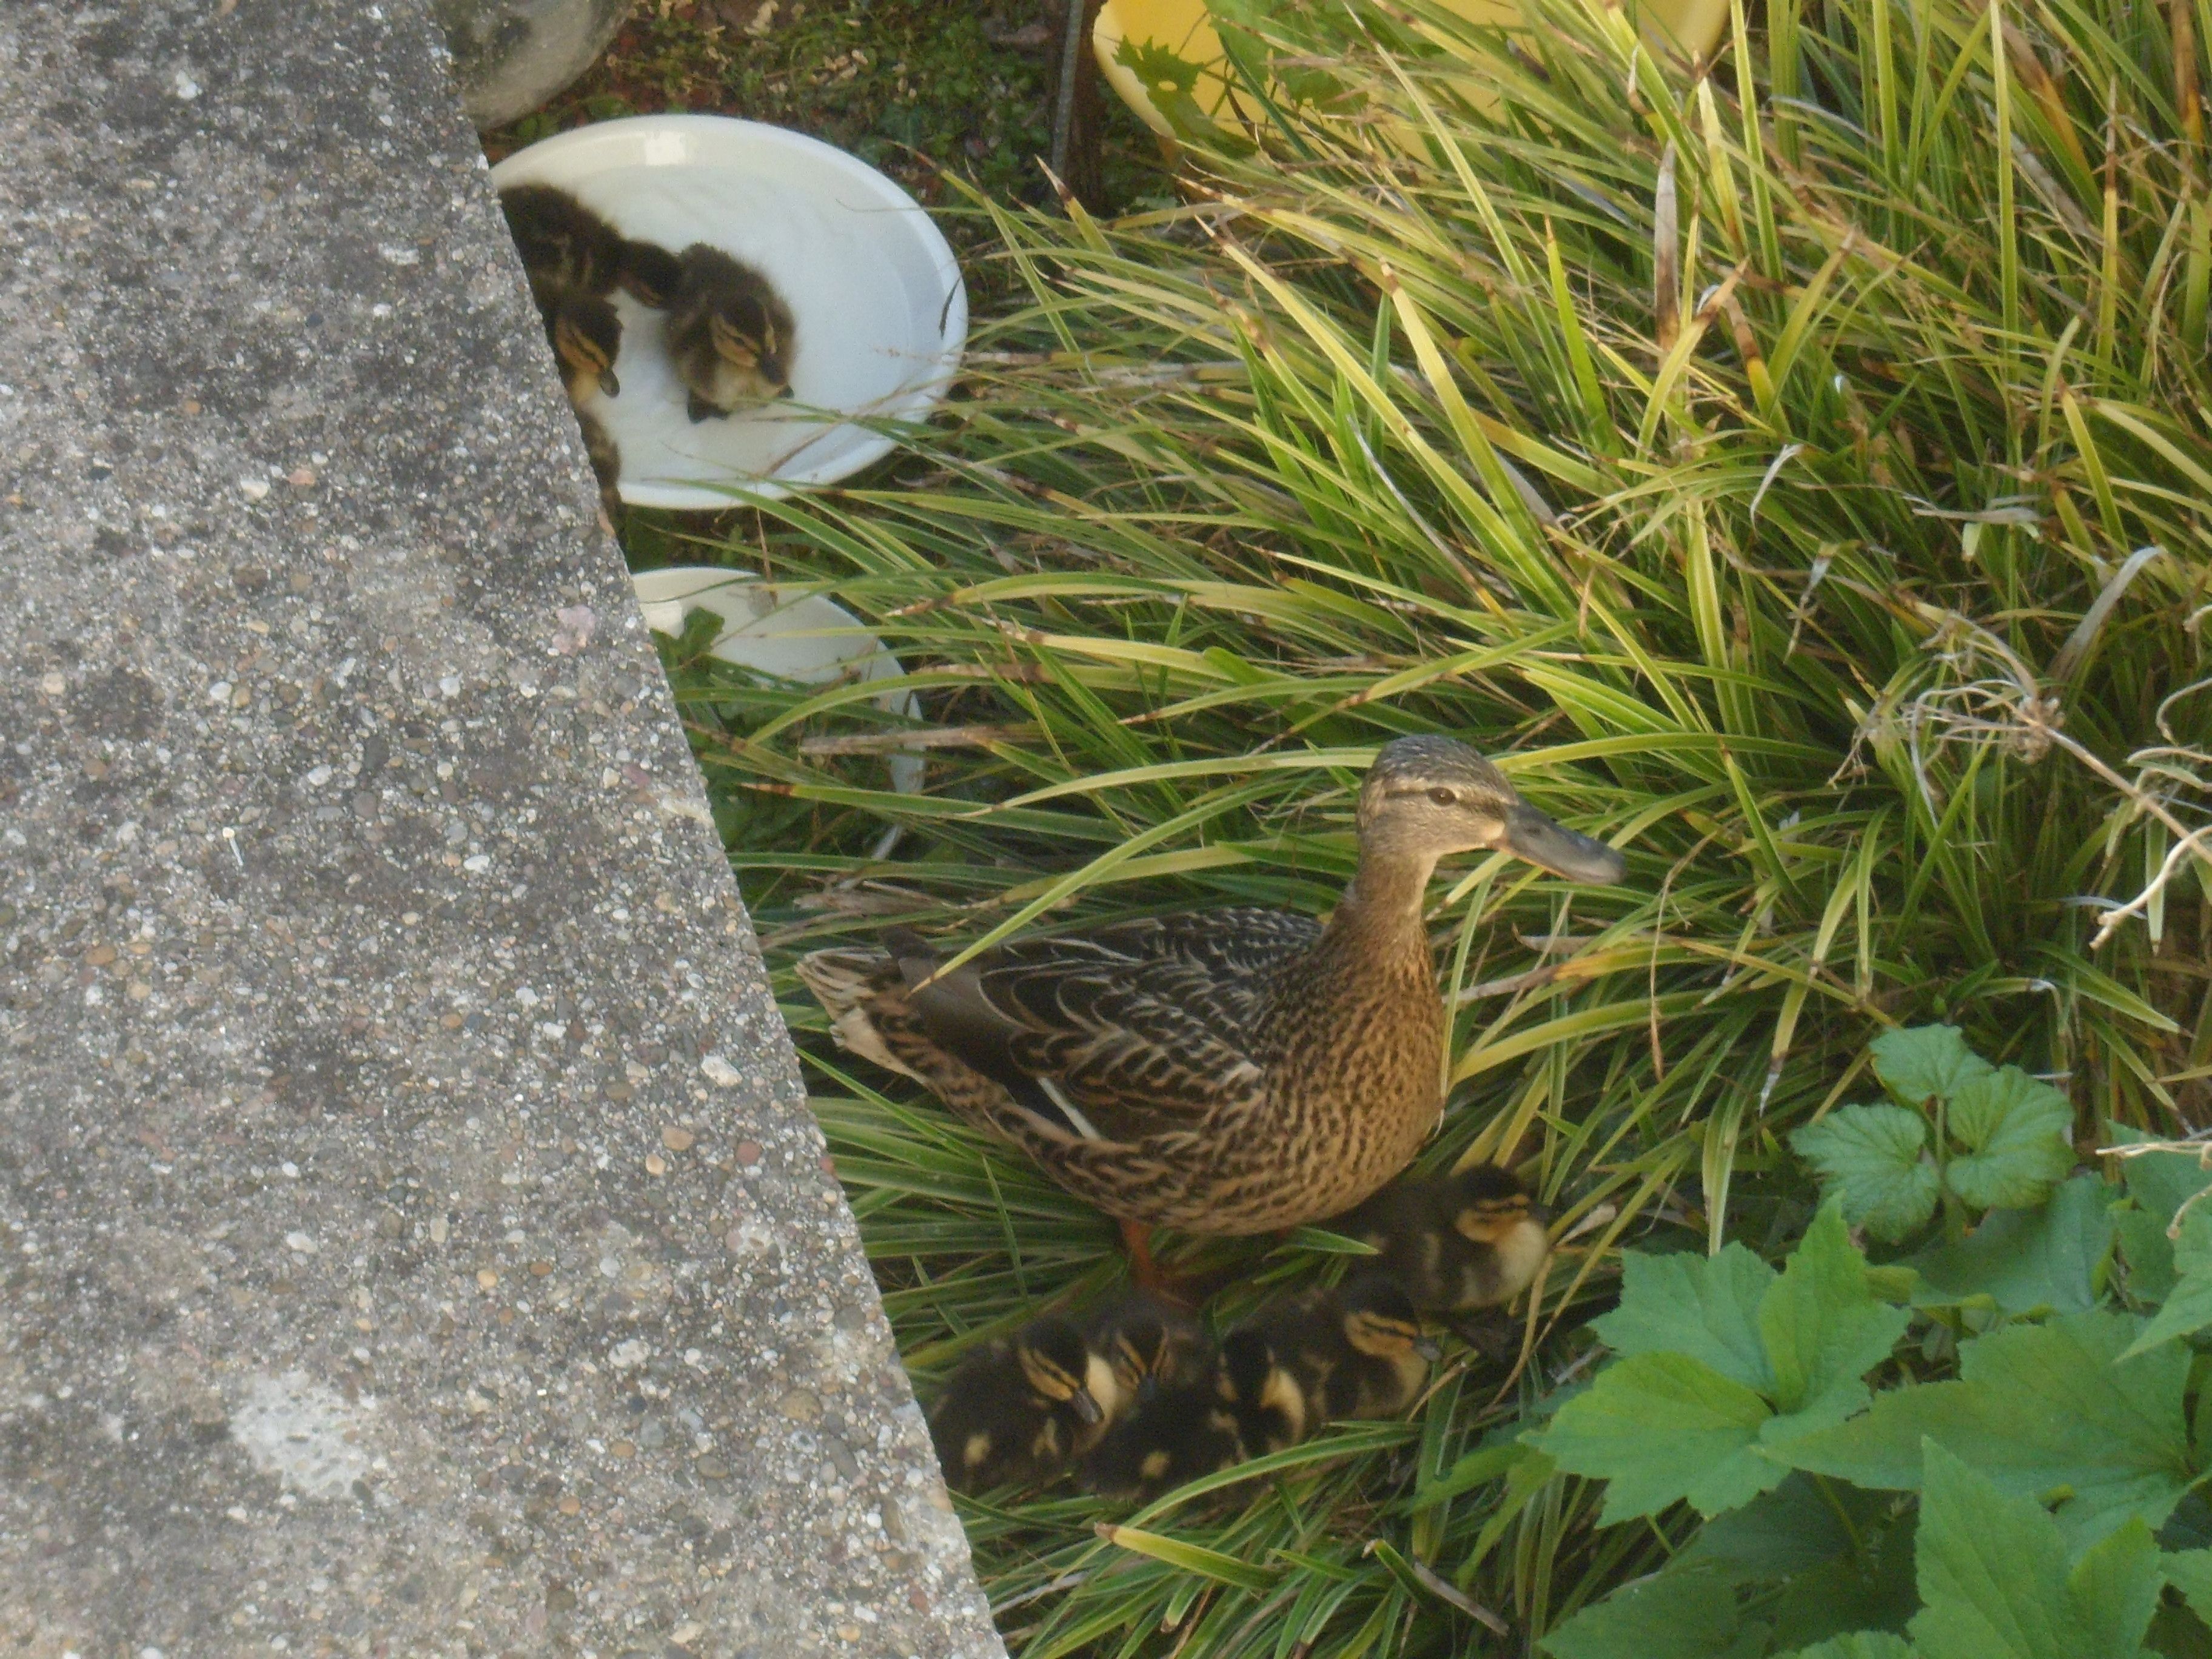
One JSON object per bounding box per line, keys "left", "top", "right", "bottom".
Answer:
{"left": 501, "top": 183, "right": 629, "bottom": 308}
{"left": 548, "top": 293, "right": 623, "bottom": 403}
{"left": 928, "top": 1315, "right": 1102, "bottom": 1493}
{"left": 1317, "top": 1276, "right": 1440, "bottom": 1419}
{"left": 1087, "top": 1293, "right": 1210, "bottom": 1424}
{"left": 1080, "top": 1373, "right": 1244, "bottom": 1501}
{"left": 665, "top": 243, "right": 796, "bottom": 421}
{"left": 1328, "top": 1164, "right": 1552, "bottom": 1316}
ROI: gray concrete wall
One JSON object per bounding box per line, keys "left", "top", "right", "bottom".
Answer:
{"left": 0, "top": 4, "right": 1004, "bottom": 1655}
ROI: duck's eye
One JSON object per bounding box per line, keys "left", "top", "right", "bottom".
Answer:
{"left": 1428, "top": 787, "right": 1458, "bottom": 806}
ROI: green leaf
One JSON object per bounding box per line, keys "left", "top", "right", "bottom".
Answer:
{"left": 1759, "top": 1202, "right": 1912, "bottom": 1417}
{"left": 1793, "top": 1105, "right": 1942, "bottom": 1242}
{"left": 1675, "top": 1473, "right": 1858, "bottom": 1584}
{"left": 1096, "top": 1524, "right": 1278, "bottom": 1590}
{"left": 2069, "top": 1521, "right": 2165, "bottom": 1657}
{"left": 2106, "top": 1126, "right": 2212, "bottom": 1224}
{"left": 1908, "top": 1438, "right": 2076, "bottom": 1658}
{"left": 1943, "top": 1067, "right": 2076, "bottom": 1210}
{"left": 1537, "top": 1352, "right": 1783, "bottom": 1524}
{"left": 1540, "top": 1567, "right": 1749, "bottom": 1659}
{"left": 1871, "top": 1026, "right": 1994, "bottom": 1107}
{"left": 1594, "top": 1245, "right": 1778, "bottom": 1396}
{"left": 1908, "top": 1175, "right": 2114, "bottom": 1317}
{"left": 2164, "top": 1549, "right": 2212, "bottom": 1627}
{"left": 1775, "top": 1312, "right": 2193, "bottom": 1552}
{"left": 2119, "top": 1270, "right": 2212, "bottom": 1358}
{"left": 2114, "top": 1208, "right": 2178, "bottom": 1302}
{"left": 1777, "top": 1637, "right": 1917, "bottom": 1658}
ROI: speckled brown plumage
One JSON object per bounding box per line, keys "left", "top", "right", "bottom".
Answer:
{"left": 797, "top": 736, "right": 1624, "bottom": 1236}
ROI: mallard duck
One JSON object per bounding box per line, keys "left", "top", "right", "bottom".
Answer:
{"left": 1088, "top": 1293, "right": 1210, "bottom": 1418}
{"left": 796, "top": 737, "right": 1624, "bottom": 1270}
{"left": 664, "top": 243, "right": 796, "bottom": 420}
{"left": 1313, "top": 1276, "right": 1439, "bottom": 1418}
{"left": 617, "top": 237, "right": 685, "bottom": 309}
{"left": 928, "top": 1314, "right": 1102, "bottom": 1493}
{"left": 1329, "top": 1164, "right": 1551, "bottom": 1315}
{"left": 1222, "top": 1277, "right": 1438, "bottom": 1449}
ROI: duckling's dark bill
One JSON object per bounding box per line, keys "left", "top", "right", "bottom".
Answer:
{"left": 1501, "top": 803, "right": 1624, "bottom": 884}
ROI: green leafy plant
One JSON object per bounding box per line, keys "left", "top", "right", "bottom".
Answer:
{"left": 1793, "top": 1027, "right": 2076, "bottom": 1242}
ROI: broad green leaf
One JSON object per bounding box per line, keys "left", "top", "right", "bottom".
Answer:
{"left": 1871, "top": 1026, "right": 1993, "bottom": 1107}
{"left": 1908, "top": 1442, "right": 2076, "bottom": 1659}
{"left": 1793, "top": 1105, "right": 1942, "bottom": 1242}
{"left": 2164, "top": 1549, "right": 2212, "bottom": 1627}
{"left": 1778, "top": 1637, "right": 1916, "bottom": 1658}
{"left": 2114, "top": 1208, "right": 2178, "bottom": 1302}
{"left": 1537, "top": 1352, "right": 1782, "bottom": 1524}
{"left": 1540, "top": 1566, "right": 1750, "bottom": 1659}
{"left": 2068, "top": 1521, "right": 2164, "bottom": 1657}
{"left": 2119, "top": 1270, "right": 2212, "bottom": 1358}
{"left": 1909, "top": 1175, "right": 2114, "bottom": 1316}
{"left": 1594, "top": 1245, "right": 1778, "bottom": 1396}
{"left": 1760, "top": 1202, "right": 1911, "bottom": 1416}
{"left": 1675, "top": 1473, "right": 1857, "bottom": 1584}
{"left": 2106, "top": 1125, "right": 2212, "bottom": 1224}
{"left": 1944, "top": 1067, "right": 2076, "bottom": 1210}
{"left": 1775, "top": 1312, "right": 2193, "bottom": 1552}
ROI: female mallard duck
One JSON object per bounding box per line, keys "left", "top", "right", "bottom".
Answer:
{"left": 664, "top": 243, "right": 796, "bottom": 420}
{"left": 928, "top": 1314, "right": 1102, "bottom": 1493}
{"left": 797, "top": 737, "right": 1623, "bottom": 1266}
{"left": 1328, "top": 1164, "right": 1551, "bottom": 1316}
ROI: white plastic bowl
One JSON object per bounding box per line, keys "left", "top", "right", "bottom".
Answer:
{"left": 629, "top": 565, "right": 923, "bottom": 798}
{"left": 492, "top": 116, "right": 967, "bottom": 508}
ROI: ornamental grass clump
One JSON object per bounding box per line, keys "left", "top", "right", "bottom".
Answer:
{"left": 647, "top": 0, "right": 2212, "bottom": 1649}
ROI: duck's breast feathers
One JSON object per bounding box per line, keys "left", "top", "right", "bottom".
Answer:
{"left": 900, "top": 909, "right": 1318, "bottom": 1144}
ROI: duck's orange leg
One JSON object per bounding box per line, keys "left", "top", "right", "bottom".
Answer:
{"left": 1120, "top": 1218, "right": 1163, "bottom": 1289}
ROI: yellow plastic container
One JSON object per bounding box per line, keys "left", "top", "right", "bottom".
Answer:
{"left": 1094, "top": 0, "right": 1727, "bottom": 142}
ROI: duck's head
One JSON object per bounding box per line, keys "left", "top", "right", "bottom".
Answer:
{"left": 1357, "top": 736, "right": 1624, "bottom": 885}
{"left": 1339, "top": 1277, "right": 1442, "bottom": 1363}
{"left": 709, "top": 299, "right": 794, "bottom": 402}
{"left": 1450, "top": 1164, "right": 1550, "bottom": 1238}
{"left": 552, "top": 296, "right": 623, "bottom": 399}
{"left": 1016, "top": 1316, "right": 1103, "bottom": 1425}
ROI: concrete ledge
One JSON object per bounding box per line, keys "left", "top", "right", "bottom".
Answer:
{"left": 0, "top": 4, "right": 1004, "bottom": 1655}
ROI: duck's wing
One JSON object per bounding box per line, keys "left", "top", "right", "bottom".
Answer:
{"left": 893, "top": 909, "right": 1320, "bottom": 1145}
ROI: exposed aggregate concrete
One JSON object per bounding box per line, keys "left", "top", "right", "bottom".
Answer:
{"left": 0, "top": 4, "right": 1004, "bottom": 1655}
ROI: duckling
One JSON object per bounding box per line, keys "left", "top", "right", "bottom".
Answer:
{"left": 1218, "top": 1318, "right": 1315, "bottom": 1456}
{"left": 927, "top": 1315, "right": 1102, "bottom": 1493}
{"left": 796, "top": 737, "right": 1624, "bottom": 1285}
{"left": 1080, "top": 1372, "right": 1244, "bottom": 1501}
{"left": 1087, "top": 1293, "right": 1210, "bottom": 1424}
{"left": 501, "top": 183, "right": 629, "bottom": 309}
{"left": 617, "top": 237, "right": 685, "bottom": 309}
{"left": 1329, "top": 1164, "right": 1552, "bottom": 1316}
{"left": 1318, "top": 1276, "right": 1440, "bottom": 1419}
{"left": 575, "top": 407, "right": 623, "bottom": 520}
{"left": 665, "top": 243, "right": 797, "bottom": 421}
{"left": 548, "top": 293, "right": 623, "bottom": 403}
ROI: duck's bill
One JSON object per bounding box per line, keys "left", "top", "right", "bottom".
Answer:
{"left": 1071, "top": 1389, "right": 1104, "bottom": 1426}
{"left": 1501, "top": 804, "right": 1626, "bottom": 885}
{"left": 1412, "top": 1335, "right": 1444, "bottom": 1362}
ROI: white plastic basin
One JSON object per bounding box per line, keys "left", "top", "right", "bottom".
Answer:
{"left": 492, "top": 116, "right": 967, "bottom": 508}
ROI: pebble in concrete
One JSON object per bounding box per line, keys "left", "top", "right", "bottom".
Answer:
{"left": 0, "top": 3, "right": 1006, "bottom": 1655}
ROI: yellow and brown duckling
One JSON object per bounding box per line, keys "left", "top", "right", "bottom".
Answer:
{"left": 1087, "top": 1293, "right": 1210, "bottom": 1419}
{"left": 1080, "top": 1355, "right": 1245, "bottom": 1502}
{"left": 545, "top": 294, "right": 624, "bottom": 514}
{"left": 928, "top": 1314, "right": 1102, "bottom": 1493}
{"left": 1220, "top": 1276, "right": 1439, "bottom": 1450}
{"left": 665, "top": 243, "right": 797, "bottom": 421}
{"left": 797, "top": 737, "right": 1624, "bottom": 1280}
{"left": 1329, "top": 1164, "right": 1552, "bottom": 1316}
{"left": 498, "top": 183, "right": 680, "bottom": 310}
